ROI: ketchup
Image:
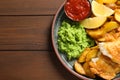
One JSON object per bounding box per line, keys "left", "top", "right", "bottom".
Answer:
{"left": 64, "top": 0, "right": 91, "bottom": 21}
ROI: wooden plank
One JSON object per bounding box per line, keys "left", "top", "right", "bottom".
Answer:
{"left": 0, "top": 51, "right": 79, "bottom": 80}
{"left": 0, "top": 16, "right": 53, "bottom": 50}
{"left": 0, "top": 0, "right": 64, "bottom": 15}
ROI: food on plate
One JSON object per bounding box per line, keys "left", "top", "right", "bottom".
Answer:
{"left": 115, "top": 9, "right": 120, "bottom": 22}
{"left": 116, "top": 1, "right": 120, "bottom": 5}
{"left": 57, "top": 0, "right": 120, "bottom": 79}
{"left": 78, "top": 48, "right": 91, "bottom": 63}
{"left": 89, "top": 54, "right": 120, "bottom": 80}
{"left": 85, "top": 46, "right": 98, "bottom": 62}
{"left": 83, "top": 62, "right": 96, "bottom": 78}
{"left": 98, "top": 27, "right": 120, "bottom": 42}
{"left": 74, "top": 29, "right": 120, "bottom": 79}
{"left": 57, "top": 20, "right": 95, "bottom": 60}
{"left": 74, "top": 0, "right": 120, "bottom": 79}
{"left": 86, "top": 21, "right": 119, "bottom": 39}
{"left": 99, "top": 33, "right": 120, "bottom": 64}
{"left": 74, "top": 61, "right": 86, "bottom": 75}
{"left": 64, "top": 0, "right": 91, "bottom": 21}
{"left": 96, "top": 0, "right": 117, "bottom": 4}
{"left": 86, "top": 28, "right": 105, "bottom": 39}
{"left": 102, "top": 21, "right": 119, "bottom": 32}
{"left": 80, "top": 16, "right": 107, "bottom": 29}
{"left": 92, "top": 0, "right": 114, "bottom": 17}
{"left": 74, "top": 46, "right": 99, "bottom": 78}
{"left": 78, "top": 46, "right": 98, "bottom": 63}
{"left": 104, "top": 0, "right": 117, "bottom": 3}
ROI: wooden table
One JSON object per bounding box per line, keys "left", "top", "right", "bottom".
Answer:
{"left": 0, "top": 0, "right": 80, "bottom": 80}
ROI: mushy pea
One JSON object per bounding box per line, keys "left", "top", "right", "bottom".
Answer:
{"left": 58, "top": 20, "right": 95, "bottom": 60}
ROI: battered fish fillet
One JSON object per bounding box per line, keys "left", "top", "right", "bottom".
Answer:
{"left": 89, "top": 28, "right": 120, "bottom": 79}
{"left": 99, "top": 35, "right": 120, "bottom": 64}
{"left": 89, "top": 54, "right": 120, "bottom": 80}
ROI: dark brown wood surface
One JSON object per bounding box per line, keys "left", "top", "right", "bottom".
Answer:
{"left": 0, "top": 0, "right": 80, "bottom": 80}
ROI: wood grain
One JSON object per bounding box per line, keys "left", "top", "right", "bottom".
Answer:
{"left": 0, "top": 0, "right": 64, "bottom": 15}
{"left": 0, "top": 51, "right": 64, "bottom": 80}
{"left": 0, "top": 51, "right": 79, "bottom": 80}
{"left": 0, "top": 0, "right": 80, "bottom": 80}
{"left": 0, "top": 16, "right": 53, "bottom": 50}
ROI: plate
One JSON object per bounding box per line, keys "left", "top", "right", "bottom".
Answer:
{"left": 51, "top": 1, "right": 120, "bottom": 80}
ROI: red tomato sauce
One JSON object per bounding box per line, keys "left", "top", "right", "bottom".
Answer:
{"left": 64, "top": 0, "right": 91, "bottom": 21}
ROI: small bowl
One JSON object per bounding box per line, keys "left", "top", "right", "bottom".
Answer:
{"left": 64, "top": 0, "right": 91, "bottom": 21}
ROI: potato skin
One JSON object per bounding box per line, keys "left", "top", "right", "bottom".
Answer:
{"left": 96, "top": 0, "right": 117, "bottom": 4}
{"left": 83, "top": 62, "right": 96, "bottom": 78}
{"left": 78, "top": 48, "right": 91, "bottom": 63}
{"left": 74, "top": 61, "right": 86, "bottom": 75}
{"left": 86, "top": 21, "right": 119, "bottom": 40}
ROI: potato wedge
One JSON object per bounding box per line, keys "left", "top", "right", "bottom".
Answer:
{"left": 96, "top": 0, "right": 117, "bottom": 4}
{"left": 91, "top": 46, "right": 99, "bottom": 50}
{"left": 114, "top": 9, "right": 120, "bottom": 22}
{"left": 104, "top": 0, "right": 117, "bottom": 3}
{"left": 116, "top": 1, "right": 120, "bottom": 5}
{"left": 102, "top": 21, "right": 119, "bottom": 32}
{"left": 86, "top": 21, "right": 119, "bottom": 40}
{"left": 78, "top": 48, "right": 91, "bottom": 63}
{"left": 86, "top": 46, "right": 99, "bottom": 62}
{"left": 83, "top": 62, "right": 96, "bottom": 78}
{"left": 74, "top": 61, "right": 86, "bottom": 75}
{"left": 86, "top": 29, "right": 105, "bottom": 39}
{"left": 96, "top": 0, "right": 104, "bottom": 4}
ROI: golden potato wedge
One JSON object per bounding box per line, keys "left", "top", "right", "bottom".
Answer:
{"left": 96, "top": 0, "right": 117, "bottom": 4}
{"left": 103, "top": 0, "right": 117, "bottom": 3}
{"left": 83, "top": 62, "right": 96, "bottom": 78}
{"left": 86, "top": 47, "right": 99, "bottom": 62}
{"left": 91, "top": 46, "right": 99, "bottom": 50}
{"left": 78, "top": 48, "right": 91, "bottom": 63}
{"left": 116, "top": 1, "right": 120, "bottom": 5}
{"left": 102, "top": 21, "right": 119, "bottom": 32}
{"left": 86, "top": 29, "right": 105, "bottom": 39}
{"left": 114, "top": 9, "right": 120, "bottom": 22}
{"left": 74, "top": 61, "right": 86, "bottom": 75}
{"left": 96, "top": 0, "right": 104, "bottom": 4}
{"left": 86, "top": 21, "right": 119, "bottom": 40}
